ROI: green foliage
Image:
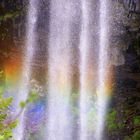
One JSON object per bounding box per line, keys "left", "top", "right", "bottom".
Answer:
{"left": 0, "top": 114, "right": 6, "bottom": 122}
{"left": 132, "top": 131, "right": 140, "bottom": 140}
{"left": 0, "top": 0, "right": 25, "bottom": 23}
{"left": 0, "top": 95, "right": 17, "bottom": 140}
{"left": 4, "top": 11, "right": 19, "bottom": 19}
{"left": 0, "top": 135, "right": 5, "bottom": 140}
{"left": 27, "top": 90, "right": 39, "bottom": 103}
{"left": 106, "top": 109, "right": 118, "bottom": 131}
{"left": 121, "top": 114, "right": 140, "bottom": 140}
{"left": 106, "top": 108, "right": 125, "bottom": 131}
{"left": 2, "top": 128, "right": 12, "bottom": 139}
{"left": 0, "top": 11, "right": 20, "bottom": 21}
{"left": 8, "top": 120, "right": 18, "bottom": 129}
{"left": 124, "top": 136, "right": 132, "bottom": 140}
{"left": 118, "top": 122, "right": 125, "bottom": 129}
{"left": 19, "top": 90, "right": 39, "bottom": 108}
{"left": 0, "top": 96, "right": 12, "bottom": 109}
{"left": 19, "top": 101, "right": 26, "bottom": 108}
{"left": 0, "top": 88, "right": 38, "bottom": 139}
{"left": 0, "top": 87, "right": 39, "bottom": 139}
{"left": 133, "top": 116, "right": 140, "bottom": 125}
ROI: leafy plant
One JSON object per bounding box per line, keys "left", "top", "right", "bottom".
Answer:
{"left": 0, "top": 11, "right": 20, "bottom": 22}
{"left": 106, "top": 108, "right": 125, "bottom": 132}
{"left": 133, "top": 116, "right": 140, "bottom": 126}
{"left": 106, "top": 109, "right": 118, "bottom": 131}
{"left": 0, "top": 96, "right": 17, "bottom": 140}
{"left": 0, "top": 87, "right": 39, "bottom": 140}
{"left": 132, "top": 131, "right": 140, "bottom": 140}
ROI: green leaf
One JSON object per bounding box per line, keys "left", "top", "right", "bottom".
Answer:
{"left": 0, "top": 97, "right": 13, "bottom": 109}
{"left": 19, "top": 101, "right": 26, "bottom": 108}
{"left": 0, "top": 114, "right": 7, "bottom": 121}
{"left": 27, "top": 91, "right": 39, "bottom": 103}
{"left": 9, "top": 120, "right": 18, "bottom": 129}
{"left": 3, "top": 128, "right": 12, "bottom": 139}
{"left": 0, "top": 93, "right": 17, "bottom": 140}
{"left": 0, "top": 135, "right": 4, "bottom": 140}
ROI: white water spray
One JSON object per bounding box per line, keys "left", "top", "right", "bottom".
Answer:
{"left": 13, "top": 0, "right": 38, "bottom": 139}
{"left": 79, "top": 0, "right": 91, "bottom": 140}
{"left": 95, "top": 0, "right": 110, "bottom": 140}
{"left": 46, "top": 0, "right": 73, "bottom": 139}
{"left": 12, "top": 0, "right": 111, "bottom": 139}
{"left": 79, "top": 0, "right": 110, "bottom": 140}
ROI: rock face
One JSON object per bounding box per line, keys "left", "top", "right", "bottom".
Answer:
{"left": 106, "top": 42, "right": 140, "bottom": 139}
{"left": 110, "top": 47, "right": 125, "bottom": 66}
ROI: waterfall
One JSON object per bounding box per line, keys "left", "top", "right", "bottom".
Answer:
{"left": 12, "top": 0, "right": 111, "bottom": 139}
{"left": 46, "top": 0, "right": 74, "bottom": 139}
{"left": 79, "top": 0, "right": 110, "bottom": 139}
{"left": 95, "top": 0, "right": 110, "bottom": 140}
{"left": 13, "top": 0, "right": 38, "bottom": 139}
{"left": 79, "top": 0, "right": 93, "bottom": 139}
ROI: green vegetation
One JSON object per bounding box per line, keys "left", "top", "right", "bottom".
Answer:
{"left": 0, "top": 95, "right": 17, "bottom": 140}
{"left": 0, "top": 0, "right": 139, "bottom": 139}
{"left": 124, "top": 131, "right": 140, "bottom": 140}
{"left": 132, "top": 131, "right": 140, "bottom": 140}
{"left": 106, "top": 108, "right": 125, "bottom": 131}
{"left": 133, "top": 116, "right": 140, "bottom": 126}
{"left": 0, "top": 87, "right": 39, "bottom": 139}
{"left": 0, "top": 11, "right": 20, "bottom": 22}
{"left": 0, "top": 0, "right": 25, "bottom": 22}
{"left": 106, "top": 107, "right": 140, "bottom": 140}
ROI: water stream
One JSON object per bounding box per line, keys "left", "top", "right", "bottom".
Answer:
{"left": 46, "top": 0, "right": 73, "bottom": 139}
{"left": 13, "top": 0, "right": 111, "bottom": 140}
{"left": 14, "top": 0, "right": 39, "bottom": 139}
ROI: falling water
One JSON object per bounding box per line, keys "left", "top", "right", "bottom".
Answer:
{"left": 12, "top": 0, "right": 111, "bottom": 139}
{"left": 13, "top": 0, "right": 38, "bottom": 139}
{"left": 46, "top": 0, "right": 74, "bottom": 139}
{"left": 79, "top": 0, "right": 110, "bottom": 140}
{"left": 79, "top": 0, "right": 92, "bottom": 139}
{"left": 95, "top": 0, "right": 110, "bottom": 140}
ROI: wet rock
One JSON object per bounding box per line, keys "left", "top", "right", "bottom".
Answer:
{"left": 116, "top": 78, "right": 137, "bottom": 89}
{"left": 110, "top": 47, "right": 125, "bottom": 66}
{"left": 126, "top": 96, "right": 137, "bottom": 106}
{"left": 124, "top": 45, "right": 140, "bottom": 73}
{"left": 122, "top": 78, "right": 137, "bottom": 89}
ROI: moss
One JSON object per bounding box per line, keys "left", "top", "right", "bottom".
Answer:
{"left": 106, "top": 109, "right": 118, "bottom": 131}
{"left": 132, "top": 131, "right": 140, "bottom": 140}
{"left": 106, "top": 108, "right": 126, "bottom": 132}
